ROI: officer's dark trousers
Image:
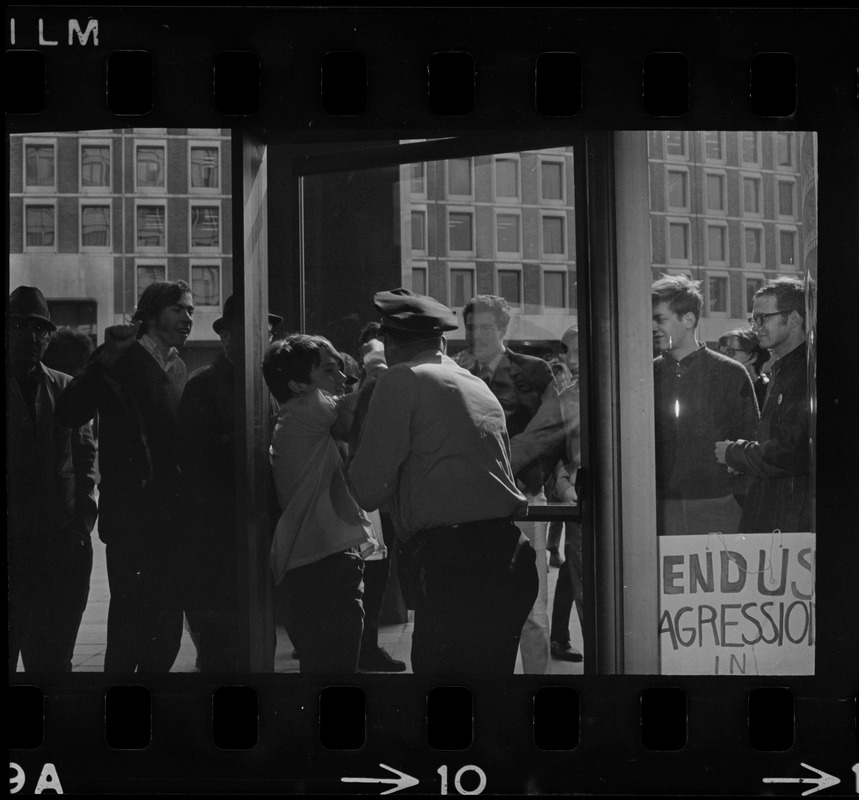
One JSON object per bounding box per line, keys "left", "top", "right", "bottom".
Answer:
{"left": 103, "top": 537, "right": 184, "bottom": 673}
{"left": 410, "top": 521, "right": 539, "bottom": 675}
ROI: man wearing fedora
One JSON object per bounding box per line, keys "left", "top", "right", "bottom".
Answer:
{"left": 55, "top": 280, "right": 194, "bottom": 673}
{"left": 177, "top": 294, "right": 282, "bottom": 672}
{"left": 8, "top": 286, "right": 98, "bottom": 673}
{"left": 347, "top": 288, "right": 539, "bottom": 675}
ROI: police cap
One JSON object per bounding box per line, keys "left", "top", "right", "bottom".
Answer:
{"left": 374, "top": 288, "right": 458, "bottom": 333}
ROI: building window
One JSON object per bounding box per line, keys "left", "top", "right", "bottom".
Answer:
{"left": 411, "top": 266, "right": 427, "bottom": 295}
{"left": 189, "top": 145, "right": 220, "bottom": 190}
{"left": 411, "top": 210, "right": 427, "bottom": 252}
{"left": 707, "top": 224, "right": 727, "bottom": 264}
{"left": 779, "top": 228, "right": 798, "bottom": 268}
{"left": 744, "top": 226, "right": 763, "bottom": 265}
{"left": 191, "top": 263, "right": 221, "bottom": 307}
{"left": 81, "top": 205, "right": 111, "bottom": 248}
{"left": 497, "top": 269, "right": 522, "bottom": 305}
{"left": 708, "top": 274, "right": 729, "bottom": 315}
{"left": 409, "top": 162, "right": 426, "bottom": 195}
{"left": 449, "top": 268, "right": 475, "bottom": 309}
{"left": 136, "top": 263, "right": 166, "bottom": 300}
{"left": 667, "top": 170, "right": 689, "bottom": 210}
{"left": 25, "top": 204, "right": 55, "bottom": 248}
{"left": 448, "top": 158, "right": 472, "bottom": 197}
{"left": 495, "top": 158, "right": 519, "bottom": 200}
{"left": 668, "top": 220, "right": 690, "bottom": 262}
{"left": 191, "top": 205, "right": 221, "bottom": 249}
{"left": 542, "top": 216, "right": 565, "bottom": 256}
{"left": 743, "top": 176, "right": 762, "bottom": 215}
{"left": 745, "top": 276, "right": 765, "bottom": 313}
{"left": 136, "top": 204, "right": 166, "bottom": 249}
{"left": 776, "top": 132, "right": 794, "bottom": 168}
{"left": 540, "top": 160, "right": 564, "bottom": 201}
{"left": 81, "top": 144, "right": 111, "bottom": 189}
{"left": 778, "top": 180, "right": 796, "bottom": 218}
{"left": 706, "top": 173, "right": 726, "bottom": 213}
{"left": 496, "top": 213, "right": 521, "bottom": 254}
{"left": 703, "top": 131, "right": 724, "bottom": 161}
{"left": 543, "top": 270, "right": 566, "bottom": 309}
{"left": 136, "top": 144, "right": 166, "bottom": 189}
{"left": 448, "top": 211, "right": 473, "bottom": 253}
{"left": 665, "top": 131, "right": 687, "bottom": 159}
{"left": 740, "top": 131, "right": 760, "bottom": 165}
{"left": 25, "top": 143, "right": 56, "bottom": 189}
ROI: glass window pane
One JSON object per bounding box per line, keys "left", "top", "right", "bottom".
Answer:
{"left": 81, "top": 205, "right": 110, "bottom": 246}
{"left": 777, "top": 132, "right": 793, "bottom": 167}
{"left": 541, "top": 161, "right": 563, "bottom": 200}
{"left": 191, "top": 206, "right": 220, "bottom": 248}
{"left": 668, "top": 172, "right": 687, "bottom": 208}
{"left": 780, "top": 230, "right": 796, "bottom": 266}
{"left": 450, "top": 269, "right": 474, "bottom": 309}
{"left": 496, "top": 159, "right": 519, "bottom": 198}
{"left": 745, "top": 278, "right": 764, "bottom": 312}
{"left": 778, "top": 181, "right": 795, "bottom": 216}
{"left": 411, "top": 267, "right": 427, "bottom": 295}
{"left": 544, "top": 271, "right": 566, "bottom": 308}
{"left": 497, "top": 270, "right": 521, "bottom": 304}
{"left": 666, "top": 131, "right": 685, "bottom": 157}
{"left": 26, "top": 205, "right": 55, "bottom": 246}
{"left": 449, "top": 212, "right": 472, "bottom": 251}
{"left": 410, "top": 163, "right": 425, "bottom": 194}
{"left": 543, "top": 216, "right": 565, "bottom": 255}
{"left": 411, "top": 210, "right": 426, "bottom": 250}
{"left": 708, "top": 226, "right": 726, "bottom": 262}
{"left": 707, "top": 175, "right": 724, "bottom": 211}
{"left": 449, "top": 158, "right": 472, "bottom": 195}
{"left": 497, "top": 214, "right": 520, "bottom": 252}
{"left": 137, "top": 205, "right": 165, "bottom": 247}
{"left": 192, "top": 265, "right": 220, "bottom": 306}
{"left": 704, "top": 131, "right": 722, "bottom": 160}
{"left": 743, "top": 178, "right": 760, "bottom": 213}
{"left": 745, "top": 228, "right": 761, "bottom": 263}
{"left": 669, "top": 222, "right": 688, "bottom": 259}
{"left": 741, "top": 132, "right": 758, "bottom": 163}
{"left": 708, "top": 275, "right": 727, "bottom": 313}
{"left": 81, "top": 145, "right": 110, "bottom": 187}
{"left": 137, "top": 145, "right": 165, "bottom": 187}
{"left": 26, "top": 145, "right": 55, "bottom": 186}
{"left": 136, "top": 264, "right": 166, "bottom": 300}
{"left": 190, "top": 146, "right": 219, "bottom": 188}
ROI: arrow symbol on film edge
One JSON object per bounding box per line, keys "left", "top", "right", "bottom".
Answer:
{"left": 763, "top": 763, "right": 841, "bottom": 797}
{"left": 341, "top": 763, "right": 420, "bottom": 795}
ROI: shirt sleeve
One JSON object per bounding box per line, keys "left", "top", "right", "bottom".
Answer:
{"left": 55, "top": 359, "right": 104, "bottom": 429}
{"left": 347, "top": 367, "right": 414, "bottom": 511}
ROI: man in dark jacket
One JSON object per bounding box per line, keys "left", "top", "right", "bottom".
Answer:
{"left": 56, "top": 281, "right": 194, "bottom": 673}
{"left": 8, "top": 287, "right": 98, "bottom": 673}
{"left": 716, "top": 277, "right": 811, "bottom": 533}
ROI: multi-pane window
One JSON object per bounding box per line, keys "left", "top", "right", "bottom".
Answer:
{"left": 668, "top": 221, "right": 690, "bottom": 261}
{"left": 706, "top": 173, "right": 726, "bottom": 212}
{"left": 136, "top": 144, "right": 165, "bottom": 188}
{"left": 542, "top": 216, "right": 565, "bottom": 256}
{"left": 191, "top": 205, "right": 220, "bottom": 249}
{"left": 703, "top": 131, "right": 723, "bottom": 160}
{"left": 776, "top": 132, "right": 794, "bottom": 168}
{"left": 495, "top": 158, "right": 519, "bottom": 199}
{"left": 544, "top": 271, "right": 566, "bottom": 308}
{"left": 741, "top": 131, "right": 760, "bottom": 164}
{"left": 497, "top": 270, "right": 522, "bottom": 305}
{"left": 666, "top": 131, "right": 686, "bottom": 158}
{"left": 190, "top": 146, "right": 219, "bottom": 189}
{"left": 136, "top": 264, "right": 166, "bottom": 300}
{"left": 667, "top": 170, "right": 688, "bottom": 209}
{"left": 778, "top": 180, "right": 796, "bottom": 217}
{"left": 81, "top": 205, "right": 110, "bottom": 247}
{"left": 411, "top": 266, "right": 427, "bottom": 295}
{"left": 745, "top": 277, "right": 765, "bottom": 313}
{"left": 448, "top": 158, "right": 472, "bottom": 196}
{"left": 411, "top": 210, "right": 427, "bottom": 251}
{"left": 448, "top": 211, "right": 473, "bottom": 252}
{"left": 191, "top": 264, "right": 221, "bottom": 306}
{"left": 409, "top": 162, "right": 426, "bottom": 195}
{"left": 25, "top": 205, "right": 55, "bottom": 247}
{"left": 743, "top": 176, "right": 762, "bottom": 215}
{"left": 708, "top": 275, "right": 728, "bottom": 314}
{"left": 81, "top": 145, "right": 111, "bottom": 188}
{"left": 744, "top": 227, "right": 763, "bottom": 264}
{"left": 25, "top": 144, "right": 55, "bottom": 188}
{"left": 450, "top": 268, "right": 475, "bottom": 309}
{"left": 707, "top": 225, "right": 727, "bottom": 263}
{"left": 779, "top": 229, "right": 797, "bottom": 267}
{"left": 136, "top": 205, "right": 166, "bottom": 248}
{"left": 496, "top": 214, "right": 520, "bottom": 253}
{"left": 540, "top": 161, "right": 564, "bottom": 201}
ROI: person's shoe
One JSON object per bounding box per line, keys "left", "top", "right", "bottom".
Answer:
{"left": 359, "top": 647, "right": 407, "bottom": 672}
{"left": 548, "top": 548, "right": 565, "bottom": 568}
{"left": 550, "top": 641, "right": 583, "bottom": 662}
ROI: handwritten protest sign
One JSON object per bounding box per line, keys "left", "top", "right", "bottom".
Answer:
{"left": 658, "top": 532, "right": 815, "bottom": 675}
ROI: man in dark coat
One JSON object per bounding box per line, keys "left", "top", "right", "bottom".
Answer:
{"left": 177, "top": 294, "right": 282, "bottom": 672}
{"left": 8, "top": 287, "right": 98, "bottom": 673}
{"left": 56, "top": 281, "right": 194, "bottom": 673}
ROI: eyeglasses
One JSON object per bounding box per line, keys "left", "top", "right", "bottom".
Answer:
{"left": 11, "top": 320, "right": 52, "bottom": 340}
{"left": 748, "top": 311, "right": 786, "bottom": 327}
{"left": 720, "top": 347, "right": 750, "bottom": 359}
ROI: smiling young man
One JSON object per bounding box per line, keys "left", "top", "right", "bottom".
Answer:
{"left": 651, "top": 275, "right": 760, "bottom": 537}
{"left": 715, "top": 277, "right": 811, "bottom": 532}
{"left": 56, "top": 280, "right": 194, "bottom": 673}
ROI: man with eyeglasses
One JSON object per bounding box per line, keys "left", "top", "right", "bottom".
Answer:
{"left": 8, "top": 286, "right": 98, "bottom": 673}
{"left": 715, "top": 277, "right": 811, "bottom": 533}
{"left": 652, "top": 275, "right": 759, "bottom": 537}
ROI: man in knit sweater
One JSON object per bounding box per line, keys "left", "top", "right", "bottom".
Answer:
{"left": 56, "top": 281, "right": 194, "bottom": 673}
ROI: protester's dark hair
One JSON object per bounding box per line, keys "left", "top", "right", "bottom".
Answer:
{"left": 718, "top": 328, "right": 769, "bottom": 374}
{"left": 651, "top": 274, "right": 703, "bottom": 326}
{"left": 42, "top": 326, "right": 95, "bottom": 377}
{"left": 755, "top": 276, "right": 806, "bottom": 328}
{"left": 132, "top": 280, "right": 191, "bottom": 335}
{"left": 463, "top": 294, "right": 511, "bottom": 330}
{"left": 262, "top": 333, "right": 339, "bottom": 402}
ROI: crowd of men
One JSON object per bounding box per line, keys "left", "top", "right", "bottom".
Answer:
{"left": 8, "top": 273, "right": 811, "bottom": 675}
